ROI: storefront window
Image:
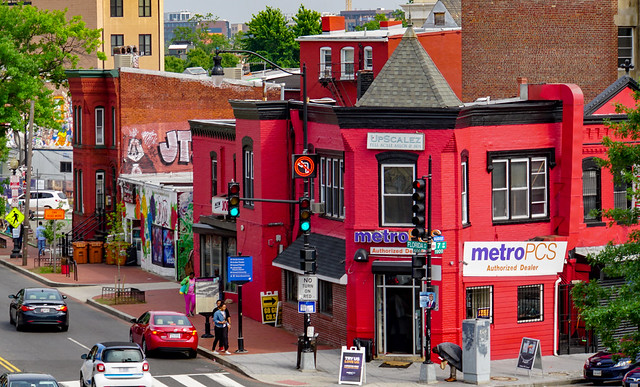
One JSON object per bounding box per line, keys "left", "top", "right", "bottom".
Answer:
{"left": 517, "top": 284, "right": 543, "bottom": 323}
{"left": 466, "top": 285, "right": 493, "bottom": 322}
{"left": 199, "top": 235, "right": 237, "bottom": 293}
{"left": 318, "top": 280, "right": 333, "bottom": 315}
{"left": 285, "top": 271, "right": 298, "bottom": 302}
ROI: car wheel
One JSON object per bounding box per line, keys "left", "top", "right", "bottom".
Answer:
{"left": 60, "top": 324, "right": 69, "bottom": 332}
{"left": 91, "top": 377, "right": 96, "bottom": 387}
{"left": 189, "top": 349, "right": 197, "bottom": 358}
{"left": 142, "top": 338, "right": 150, "bottom": 356}
{"left": 129, "top": 331, "right": 134, "bottom": 342}
{"left": 79, "top": 373, "right": 84, "bottom": 387}
{"left": 15, "top": 316, "right": 22, "bottom": 331}
{"left": 9, "top": 310, "right": 14, "bottom": 325}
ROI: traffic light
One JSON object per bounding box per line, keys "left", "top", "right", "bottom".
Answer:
{"left": 412, "top": 253, "right": 426, "bottom": 279}
{"left": 411, "top": 178, "right": 426, "bottom": 239}
{"left": 299, "top": 196, "right": 312, "bottom": 233}
{"left": 227, "top": 182, "right": 240, "bottom": 218}
{"left": 300, "top": 247, "right": 317, "bottom": 273}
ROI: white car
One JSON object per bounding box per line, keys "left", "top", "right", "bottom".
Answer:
{"left": 80, "top": 341, "right": 153, "bottom": 387}
{"left": 18, "top": 190, "right": 70, "bottom": 215}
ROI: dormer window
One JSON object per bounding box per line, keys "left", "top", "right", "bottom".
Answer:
{"left": 434, "top": 12, "right": 445, "bottom": 26}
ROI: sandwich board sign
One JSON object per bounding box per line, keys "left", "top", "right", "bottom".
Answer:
{"left": 338, "top": 346, "right": 366, "bottom": 385}
{"left": 516, "top": 337, "right": 543, "bottom": 375}
{"left": 260, "top": 291, "right": 279, "bottom": 324}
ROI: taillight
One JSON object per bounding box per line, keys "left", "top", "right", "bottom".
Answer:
{"left": 151, "top": 330, "right": 158, "bottom": 335}
{"left": 96, "top": 363, "right": 105, "bottom": 372}
{"left": 192, "top": 329, "right": 197, "bottom": 336}
{"left": 56, "top": 305, "right": 67, "bottom": 312}
{"left": 142, "top": 362, "right": 149, "bottom": 372}
{"left": 21, "top": 305, "right": 35, "bottom": 311}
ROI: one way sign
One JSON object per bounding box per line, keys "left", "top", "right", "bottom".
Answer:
{"left": 260, "top": 291, "right": 279, "bottom": 324}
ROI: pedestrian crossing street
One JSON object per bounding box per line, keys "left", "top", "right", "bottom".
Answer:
{"left": 60, "top": 372, "right": 245, "bottom": 387}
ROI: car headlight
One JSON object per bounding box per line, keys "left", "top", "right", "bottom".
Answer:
{"left": 614, "top": 359, "right": 632, "bottom": 368}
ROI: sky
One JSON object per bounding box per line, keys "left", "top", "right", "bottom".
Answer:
{"left": 163, "top": 0, "right": 402, "bottom": 24}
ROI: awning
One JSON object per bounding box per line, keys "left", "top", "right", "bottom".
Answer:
{"left": 192, "top": 222, "right": 236, "bottom": 237}
{"left": 573, "top": 245, "right": 609, "bottom": 258}
{"left": 371, "top": 260, "right": 411, "bottom": 274}
{"left": 272, "top": 233, "right": 346, "bottom": 285}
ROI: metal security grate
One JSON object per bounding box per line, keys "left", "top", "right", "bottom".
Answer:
{"left": 518, "top": 284, "right": 543, "bottom": 322}
{"left": 466, "top": 285, "right": 493, "bottom": 323}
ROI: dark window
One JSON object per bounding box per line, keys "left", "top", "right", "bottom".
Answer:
{"left": 111, "top": 35, "right": 124, "bottom": 55}
{"left": 111, "top": 107, "right": 116, "bottom": 147}
{"left": 243, "top": 140, "right": 254, "bottom": 207}
{"left": 434, "top": 12, "right": 445, "bottom": 26}
{"left": 95, "top": 107, "right": 105, "bottom": 146}
{"left": 285, "top": 271, "right": 298, "bottom": 302}
{"left": 60, "top": 161, "right": 72, "bottom": 173}
{"left": 138, "top": 0, "right": 151, "bottom": 17}
{"left": 110, "top": 0, "right": 123, "bottom": 17}
{"left": 461, "top": 151, "right": 469, "bottom": 225}
{"left": 318, "top": 280, "right": 333, "bottom": 315}
{"left": 466, "top": 285, "right": 493, "bottom": 323}
{"left": 211, "top": 152, "right": 218, "bottom": 196}
{"left": 619, "top": 27, "right": 634, "bottom": 67}
{"left": 381, "top": 164, "right": 413, "bottom": 226}
{"left": 319, "top": 155, "right": 344, "bottom": 219}
{"left": 139, "top": 34, "right": 152, "bottom": 56}
{"left": 582, "top": 158, "right": 601, "bottom": 222}
{"left": 517, "top": 284, "right": 543, "bottom": 323}
{"left": 614, "top": 171, "right": 632, "bottom": 210}
{"left": 74, "top": 106, "right": 82, "bottom": 144}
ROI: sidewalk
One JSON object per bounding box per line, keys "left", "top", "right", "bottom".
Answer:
{"left": 0, "top": 241, "right": 592, "bottom": 386}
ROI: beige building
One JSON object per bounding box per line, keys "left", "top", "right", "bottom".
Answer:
{"left": 616, "top": 0, "right": 639, "bottom": 79}
{"left": 30, "top": 0, "right": 164, "bottom": 71}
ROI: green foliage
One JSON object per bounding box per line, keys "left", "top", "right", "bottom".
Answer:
{"left": 164, "top": 56, "right": 185, "bottom": 73}
{"left": 239, "top": 7, "right": 298, "bottom": 68}
{"left": 0, "top": 3, "right": 102, "bottom": 155}
{"left": 391, "top": 9, "right": 408, "bottom": 27}
{"left": 355, "top": 13, "right": 388, "bottom": 31}
{"left": 291, "top": 5, "right": 322, "bottom": 38}
{"left": 572, "top": 89, "right": 640, "bottom": 359}
{"left": 42, "top": 219, "right": 64, "bottom": 244}
{"left": 106, "top": 202, "right": 126, "bottom": 242}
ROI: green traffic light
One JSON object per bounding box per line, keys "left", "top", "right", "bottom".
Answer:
{"left": 300, "top": 221, "right": 310, "bottom": 232}
{"left": 229, "top": 207, "right": 239, "bottom": 217}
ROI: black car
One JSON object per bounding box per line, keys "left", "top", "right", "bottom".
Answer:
{"left": 623, "top": 367, "right": 640, "bottom": 387}
{"left": 0, "top": 372, "right": 59, "bottom": 386}
{"left": 584, "top": 351, "right": 640, "bottom": 384}
{"left": 8, "top": 288, "right": 69, "bottom": 331}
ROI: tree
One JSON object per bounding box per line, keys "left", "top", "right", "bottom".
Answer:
{"left": 391, "top": 9, "right": 409, "bottom": 27}
{"left": 0, "top": 3, "right": 103, "bottom": 158}
{"left": 355, "top": 13, "right": 388, "bottom": 31}
{"left": 164, "top": 55, "right": 186, "bottom": 73}
{"left": 239, "top": 7, "right": 297, "bottom": 68}
{"left": 292, "top": 5, "right": 322, "bottom": 38}
{"left": 572, "top": 92, "right": 640, "bottom": 359}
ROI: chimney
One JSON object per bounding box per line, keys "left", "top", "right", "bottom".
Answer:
{"left": 322, "top": 16, "right": 345, "bottom": 34}
{"left": 380, "top": 20, "right": 403, "bottom": 30}
{"left": 517, "top": 77, "right": 528, "bottom": 100}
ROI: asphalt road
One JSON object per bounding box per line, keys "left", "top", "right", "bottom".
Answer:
{"left": 0, "top": 265, "right": 265, "bottom": 386}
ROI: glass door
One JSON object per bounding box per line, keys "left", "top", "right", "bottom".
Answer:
{"left": 376, "top": 274, "right": 421, "bottom": 356}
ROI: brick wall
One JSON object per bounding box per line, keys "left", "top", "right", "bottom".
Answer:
{"left": 462, "top": 0, "right": 617, "bottom": 103}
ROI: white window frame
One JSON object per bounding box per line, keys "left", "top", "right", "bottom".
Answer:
{"left": 380, "top": 163, "right": 414, "bottom": 227}
{"left": 618, "top": 27, "right": 634, "bottom": 68}
{"left": 517, "top": 284, "right": 544, "bottom": 323}
{"left": 491, "top": 157, "right": 547, "bottom": 221}
{"left": 319, "top": 156, "right": 345, "bottom": 219}
{"left": 461, "top": 159, "right": 468, "bottom": 225}
{"left": 341, "top": 47, "right": 355, "bottom": 80}
{"left": 243, "top": 148, "right": 254, "bottom": 207}
{"left": 95, "top": 171, "right": 105, "bottom": 211}
{"left": 320, "top": 47, "right": 332, "bottom": 79}
{"left": 466, "top": 285, "right": 493, "bottom": 323}
{"left": 95, "top": 107, "right": 104, "bottom": 146}
{"left": 363, "top": 46, "right": 373, "bottom": 70}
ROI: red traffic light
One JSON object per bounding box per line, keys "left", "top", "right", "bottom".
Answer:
{"left": 413, "top": 179, "right": 426, "bottom": 190}
{"left": 229, "top": 183, "right": 240, "bottom": 195}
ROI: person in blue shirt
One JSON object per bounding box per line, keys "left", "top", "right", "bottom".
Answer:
{"left": 211, "top": 303, "right": 230, "bottom": 355}
{"left": 36, "top": 221, "right": 46, "bottom": 257}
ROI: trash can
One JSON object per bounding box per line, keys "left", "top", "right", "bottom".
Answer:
{"left": 353, "top": 338, "right": 374, "bottom": 362}
{"left": 72, "top": 241, "right": 88, "bottom": 264}
{"left": 88, "top": 241, "right": 104, "bottom": 263}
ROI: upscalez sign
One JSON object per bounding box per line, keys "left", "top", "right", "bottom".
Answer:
{"left": 463, "top": 241, "right": 567, "bottom": 277}
{"left": 366, "top": 132, "right": 425, "bottom": 150}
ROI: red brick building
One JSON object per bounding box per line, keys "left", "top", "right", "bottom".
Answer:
{"left": 190, "top": 29, "right": 640, "bottom": 360}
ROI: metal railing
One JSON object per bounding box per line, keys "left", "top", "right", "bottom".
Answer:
{"left": 101, "top": 287, "right": 145, "bottom": 304}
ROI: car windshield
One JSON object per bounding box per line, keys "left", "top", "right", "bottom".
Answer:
{"left": 103, "top": 349, "right": 143, "bottom": 363}
{"left": 153, "top": 315, "right": 191, "bottom": 326}
{"left": 24, "top": 290, "right": 62, "bottom": 301}
{"left": 9, "top": 381, "right": 58, "bottom": 387}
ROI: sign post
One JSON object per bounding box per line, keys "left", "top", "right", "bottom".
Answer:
{"left": 227, "top": 255, "right": 253, "bottom": 353}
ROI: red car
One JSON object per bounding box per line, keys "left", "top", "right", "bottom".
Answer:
{"left": 129, "top": 311, "right": 198, "bottom": 358}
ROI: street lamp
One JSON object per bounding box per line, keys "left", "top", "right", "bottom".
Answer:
{"left": 212, "top": 49, "right": 315, "bottom": 368}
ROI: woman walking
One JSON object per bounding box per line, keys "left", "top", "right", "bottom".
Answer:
{"left": 180, "top": 272, "right": 196, "bottom": 316}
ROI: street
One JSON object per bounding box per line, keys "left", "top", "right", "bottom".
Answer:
{"left": 0, "top": 265, "right": 265, "bottom": 386}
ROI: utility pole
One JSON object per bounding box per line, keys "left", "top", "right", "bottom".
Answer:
{"left": 22, "top": 100, "right": 34, "bottom": 265}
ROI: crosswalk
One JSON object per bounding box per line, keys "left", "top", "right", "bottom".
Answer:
{"left": 60, "top": 372, "right": 245, "bottom": 387}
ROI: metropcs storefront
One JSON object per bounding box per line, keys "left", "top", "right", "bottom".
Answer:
{"left": 462, "top": 241, "right": 568, "bottom": 359}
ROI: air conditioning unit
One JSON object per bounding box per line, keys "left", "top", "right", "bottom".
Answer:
{"left": 311, "top": 201, "right": 325, "bottom": 214}
{"left": 224, "top": 67, "right": 243, "bottom": 80}
{"left": 114, "top": 54, "right": 133, "bottom": 69}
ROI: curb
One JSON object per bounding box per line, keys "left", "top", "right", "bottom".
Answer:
{"left": 0, "top": 257, "right": 96, "bottom": 287}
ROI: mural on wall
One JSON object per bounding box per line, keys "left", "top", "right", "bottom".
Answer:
{"left": 6, "top": 94, "right": 73, "bottom": 150}
{"left": 176, "top": 191, "right": 194, "bottom": 279}
{"left": 122, "top": 124, "right": 192, "bottom": 175}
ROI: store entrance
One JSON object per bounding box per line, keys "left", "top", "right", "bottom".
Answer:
{"left": 375, "top": 274, "right": 421, "bottom": 356}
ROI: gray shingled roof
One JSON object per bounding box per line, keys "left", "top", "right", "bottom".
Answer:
{"left": 272, "top": 233, "right": 346, "bottom": 284}
{"left": 356, "top": 27, "right": 462, "bottom": 108}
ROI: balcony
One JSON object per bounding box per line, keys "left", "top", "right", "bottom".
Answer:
{"left": 318, "top": 62, "right": 357, "bottom": 82}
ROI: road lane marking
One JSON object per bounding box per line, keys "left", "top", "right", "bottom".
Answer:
{"left": 205, "top": 373, "right": 245, "bottom": 387}
{"left": 0, "top": 355, "right": 20, "bottom": 372}
{"left": 150, "top": 378, "right": 169, "bottom": 387}
{"left": 172, "top": 375, "right": 208, "bottom": 387}
{"left": 67, "top": 337, "right": 91, "bottom": 351}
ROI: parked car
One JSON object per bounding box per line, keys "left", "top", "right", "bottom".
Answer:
{"left": 129, "top": 310, "right": 198, "bottom": 358}
{"left": 624, "top": 367, "right": 640, "bottom": 387}
{"left": 584, "top": 351, "right": 640, "bottom": 384}
{"left": 80, "top": 341, "right": 152, "bottom": 387}
{"left": 18, "top": 190, "right": 70, "bottom": 216}
{"left": 0, "top": 372, "right": 59, "bottom": 386}
{"left": 8, "top": 287, "right": 69, "bottom": 331}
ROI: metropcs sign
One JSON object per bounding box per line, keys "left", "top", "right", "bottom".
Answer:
{"left": 463, "top": 241, "right": 568, "bottom": 277}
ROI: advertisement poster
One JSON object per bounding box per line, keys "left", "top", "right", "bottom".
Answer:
{"left": 163, "top": 229, "right": 175, "bottom": 267}
{"left": 195, "top": 277, "right": 219, "bottom": 315}
{"left": 151, "top": 225, "right": 163, "bottom": 265}
{"left": 338, "top": 346, "right": 366, "bottom": 385}
{"left": 517, "top": 337, "right": 542, "bottom": 372}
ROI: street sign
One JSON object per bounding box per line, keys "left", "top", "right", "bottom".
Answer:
{"left": 227, "top": 255, "right": 253, "bottom": 282}
{"left": 297, "top": 275, "right": 318, "bottom": 301}
{"left": 298, "top": 301, "right": 316, "bottom": 313}
{"left": 5, "top": 208, "right": 24, "bottom": 228}
{"left": 292, "top": 154, "right": 317, "bottom": 178}
{"left": 433, "top": 235, "right": 444, "bottom": 242}
{"left": 44, "top": 208, "right": 65, "bottom": 220}
{"left": 407, "top": 240, "right": 429, "bottom": 250}
{"left": 260, "top": 291, "right": 279, "bottom": 324}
